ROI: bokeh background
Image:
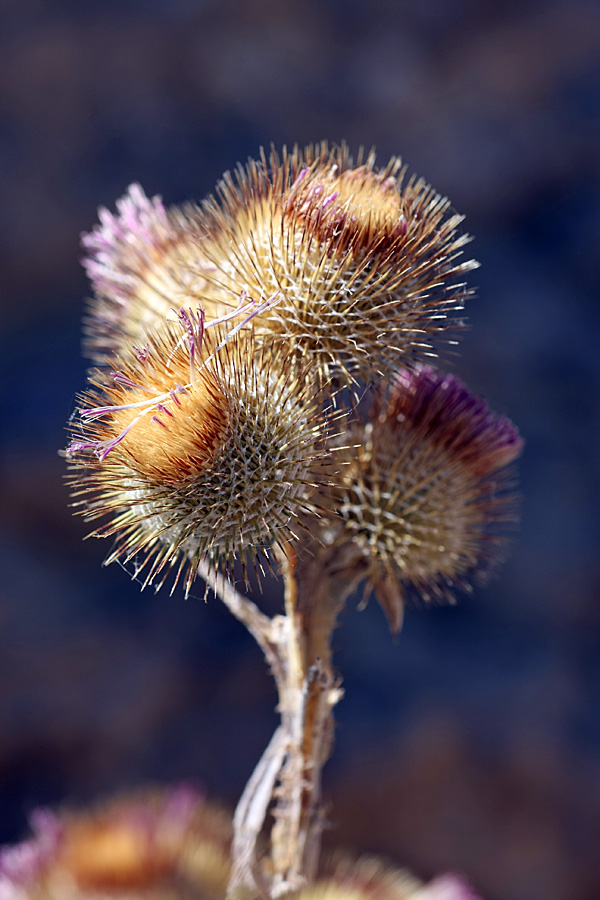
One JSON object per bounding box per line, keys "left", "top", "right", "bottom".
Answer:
{"left": 1, "top": 2, "right": 599, "bottom": 899}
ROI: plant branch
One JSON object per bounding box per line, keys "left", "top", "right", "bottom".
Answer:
{"left": 228, "top": 724, "right": 288, "bottom": 897}
{"left": 203, "top": 542, "right": 366, "bottom": 899}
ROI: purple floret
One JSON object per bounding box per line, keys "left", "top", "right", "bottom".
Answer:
{"left": 0, "top": 809, "right": 61, "bottom": 890}
{"left": 386, "top": 366, "right": 523, "bottom": 470}
{"left": 81, "top": 183, "right": 173, "bottom": 303}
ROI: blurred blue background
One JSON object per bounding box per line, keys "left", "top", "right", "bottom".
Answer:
{"left": 0, "top": 2, "right": 599, "bottom": 899}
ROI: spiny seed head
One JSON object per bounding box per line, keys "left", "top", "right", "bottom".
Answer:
{"left": 333, "top": 366, "right": 523, "bottom": 631}
{"left": 0, "top": 786, "right": 232, "bottom": 900}
{"left": 66, "top": 313, "right": 340, "bottom": 595}
{"left": 190, "top": 142, "right": 478, "bottom": 385}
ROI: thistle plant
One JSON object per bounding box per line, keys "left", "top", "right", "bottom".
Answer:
{"left": 58, "top": 142, "right": 521, "bottom": 900}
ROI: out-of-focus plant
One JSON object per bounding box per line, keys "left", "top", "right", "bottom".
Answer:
{"left": 14, "top": 143, "right": 521, "bottom": 900}
{"left": 0, "top": 788, "right": 479, "bottom": 900}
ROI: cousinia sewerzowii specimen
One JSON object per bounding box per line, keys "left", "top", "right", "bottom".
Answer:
{"left": 65, "top": 142, "right": 522, "bottom": 899}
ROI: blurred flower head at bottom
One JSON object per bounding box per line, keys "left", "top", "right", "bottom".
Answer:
{"left": 0, "top": 788, "right": 481, "bottom": 900}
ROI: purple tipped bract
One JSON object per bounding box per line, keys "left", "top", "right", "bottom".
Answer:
{"left": 80, "top": 183, "right": 209, "bottom": 363}
{"left": 386, "top": 366, "right": 523, "bottom": 473}
{"left": 0, "top": 786, "right": 231, "bottom": 899}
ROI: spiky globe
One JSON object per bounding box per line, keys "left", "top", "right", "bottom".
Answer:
{"left": 66, "top": 313, "right": 338, "bottom": 594}
{"left": 190, "top": 142, "right": 478, "bottom": 385}
{"left": 332, "top": 367, "right": 523, "bottom": 631}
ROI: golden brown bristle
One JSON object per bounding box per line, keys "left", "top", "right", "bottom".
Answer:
{"left": 111, "top": 374, "right": 229, "bottom": 485}
{"left": 282, "top": 157, "right": 406, "bottom": 249}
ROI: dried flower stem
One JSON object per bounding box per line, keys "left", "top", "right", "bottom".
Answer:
{"left": 202, "top": 546, "right": 365, "bottom": 899}
{"left": 268, "top": 544, "right": 368, "bottom": 896}
{"left": 269, "top": 547, "right": 338, "bottom": 896}
{"left": 230, "top": 725, "right": 289, "bottom": 898}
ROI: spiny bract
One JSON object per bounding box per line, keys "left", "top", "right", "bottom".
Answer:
{"left": 295, "top": 855, "right": 481, "bottom": 900}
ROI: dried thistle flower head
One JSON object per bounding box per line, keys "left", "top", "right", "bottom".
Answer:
{"left": 81, "top": 184, "right": 213, "bottom": 363}
{"left": 66, "top": 311, "right": 338, "bottom": 594}
{"left": 192, "top": 142, "right": 478, "bottom": 385}
{"left": 330, "top": 366, "right": 523, "bottom": 631}
{"left": 0, "top": 786, "right": 231, "bottom": 900}
{"left": 0, "top": 801, "right": 481, "bottom": 900}
{"left": 295, "top": 856, "right": 482, "bottom": 900}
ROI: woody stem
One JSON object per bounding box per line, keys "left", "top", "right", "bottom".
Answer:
{"left": 268, "top": 546, "right": 356, "bottom": 897}
{"left": 206, "top": 548, "right": 363, "bottom": 900}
